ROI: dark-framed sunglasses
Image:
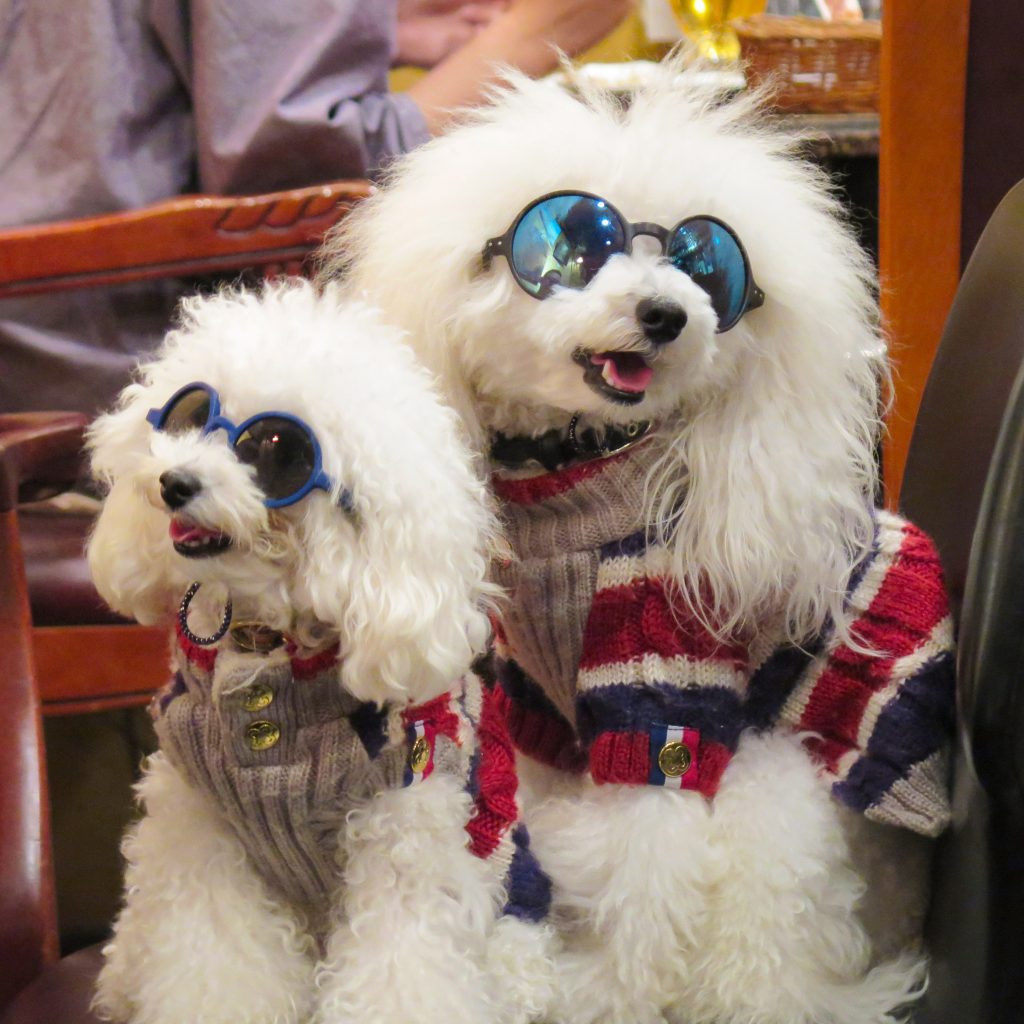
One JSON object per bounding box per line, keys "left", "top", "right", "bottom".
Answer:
{"left": 481, "top": 190, "right": 765, "bottom": 333}
{"left": 146, "top": 382, "right": 353, "bottom": 511}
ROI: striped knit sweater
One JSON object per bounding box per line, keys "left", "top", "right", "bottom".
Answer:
{"left": 491, "top": 439, "right": 956, "bottom": 837}
{"left": 151, "top": 624, "right": 551, "bottom": 934}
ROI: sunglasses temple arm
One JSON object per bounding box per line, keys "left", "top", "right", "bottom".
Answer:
{"left": 481, "top": 236, "right": 505, "bottom": 270}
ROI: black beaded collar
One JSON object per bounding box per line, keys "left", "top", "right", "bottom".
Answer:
{"left": 490, "top": 415, "right": 652, "bottom": 472}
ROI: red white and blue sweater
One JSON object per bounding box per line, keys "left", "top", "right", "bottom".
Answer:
{"left": 491, "top": 440, "right": 956, "bottom": 836}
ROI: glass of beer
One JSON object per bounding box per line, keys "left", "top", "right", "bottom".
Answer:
{"left": 668, "top": 0, "right": 767, "bottom": 62}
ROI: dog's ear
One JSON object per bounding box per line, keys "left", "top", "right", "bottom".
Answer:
{"left": 647, "top": 250, "right": 881, "bottom": 645}
{"left": 299, "top": 495, "right": 494, "bottom": 707}
{"left": 297, "top": 439, "right": 495, "bottom": 708}
{"left": 87, "top": 474, "right": 182, "bottom": 625}
{"left": 348, "top": 509, "right": 493, "bottom": 706}
{"left": 86, "top": 400, "right": 184, "bottom": 625}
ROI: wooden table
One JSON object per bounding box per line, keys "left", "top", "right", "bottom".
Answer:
{"left": 780, "top": 112, "right": 880, "bottom": 159}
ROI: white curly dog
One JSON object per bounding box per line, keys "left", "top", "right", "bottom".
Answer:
{"left": 325, "top": 63, "right": 956, "bottom": 1024}
{"left": 87, "top": 280, "right": 554, "bottom": 1024}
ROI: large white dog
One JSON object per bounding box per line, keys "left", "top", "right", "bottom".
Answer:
{"left": 325, "top": 64, "right": 956, "bottom": 1024}
{"left": 86, "top": 281, "right": 554, "bottom": 1024}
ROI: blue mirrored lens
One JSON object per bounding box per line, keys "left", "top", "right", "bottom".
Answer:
{"left": 667, "top": 218, "right": 749, "bottom": 331}
{"left": 510, "top": 195, "right": 626, "bottom": 298}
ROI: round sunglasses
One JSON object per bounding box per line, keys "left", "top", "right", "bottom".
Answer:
{"left": 146, "top": 382, "right": 353, "bottom": 511}
{"left": 481, "top": 191, "right": 765, "bottom": 333}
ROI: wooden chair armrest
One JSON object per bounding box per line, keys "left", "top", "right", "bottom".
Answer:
{"left": 0, "top": 414, "right": 89, "bottom": 512}
{"left": 0, "top": 416, "right": 69, "bottom": 1001}
{"left": 0, "top": 179, "right": 373, "bottom": 299}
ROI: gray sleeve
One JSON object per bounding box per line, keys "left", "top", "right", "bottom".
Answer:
{"left": 154, "top": 0, "right": 430, "bottom": 193}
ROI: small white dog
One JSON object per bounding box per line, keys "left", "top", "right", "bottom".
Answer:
{"left": 325, "top": 63, "right": 956, "bottom": 1024}
{"left": 86, "top": 280, "right": 554, "bottom": 1024}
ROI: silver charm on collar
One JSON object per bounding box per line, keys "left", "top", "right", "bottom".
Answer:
{"left": 179, "top": 581, "right": 233, "bottom": 647}
{"left": 567, "top": 414, "right": 653, "bottom": 460}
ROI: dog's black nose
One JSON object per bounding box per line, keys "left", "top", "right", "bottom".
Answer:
{"left": 637, "top": 298, "right": 687, "bottom": 345}
{"left": 160, "top": 469, "right": 202, "bottom": 509}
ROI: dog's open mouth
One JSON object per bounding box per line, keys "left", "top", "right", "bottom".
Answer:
{"left": 169, "top": 517, "right": 232, "bottom": 558}
{"left": 573, "top": 349, "right": 654, "bottom": 405}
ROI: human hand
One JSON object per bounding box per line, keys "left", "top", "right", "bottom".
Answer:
{"left": 395, "top": 0, "right": 509, "bottom": 68}
{"left": 407, "top": 0, "right": 634, "bottom": 133}
{"left": 499, "top": 0, "right": 634, "bottom": 58}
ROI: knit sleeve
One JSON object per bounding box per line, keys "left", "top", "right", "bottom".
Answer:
{"left": 778, "top": 509, "right": 956, "bottom": 837}
{"left": 466, "top": 683, "right": 553, "bottom": 923}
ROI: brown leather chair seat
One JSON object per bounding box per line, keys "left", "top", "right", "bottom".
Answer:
{"left": 0, "top": 946, "right": 103, "bottom": 1024}
{"left": 21, "top": 507, "right": 127, "bottom": 627}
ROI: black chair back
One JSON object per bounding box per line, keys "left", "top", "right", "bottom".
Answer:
{"left": 901, "top": 178, "right": 1024, "bottom": 1024}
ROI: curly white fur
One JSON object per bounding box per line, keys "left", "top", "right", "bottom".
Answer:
{"left": 528, "top": 734, "right": 926, "bottom": 1024}
{"left": 94, "top": 753, "right": 316, "bottom": 1024}
{"left": 323, "top": 61, "right": 882, "bottom": 644}
{"left": 88, "top": 280, "right": 551, "bottom": 1024}
{"left": 323, "top": 61, "right": 924, "bottom": 1024}
{"left": 88, "top": 280, "right": 496, "bottom": 704}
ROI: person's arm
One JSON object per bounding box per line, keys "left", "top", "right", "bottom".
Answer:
{"left": 408, "top": 0, "right": 634, "bottom": 134}
{"left": 157, "top": 0, "right": 632, "bottom": 193}
{"left": 395, "top": 0, "right": 508, "bottom": 69}
{"left": 175, "top": 0, "right": 430, "bottom": 192}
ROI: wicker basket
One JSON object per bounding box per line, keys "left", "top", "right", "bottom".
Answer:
{"left": 733, "top": 15, "right": 882, "bottom": 113}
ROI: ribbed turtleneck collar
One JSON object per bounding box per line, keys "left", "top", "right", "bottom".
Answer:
{"left": 491, "top": 437, "right": 664, "bottom": 559}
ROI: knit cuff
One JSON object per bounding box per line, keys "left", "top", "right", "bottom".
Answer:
{"left": 589, "top": 726, "right": 732, "bottom": 798}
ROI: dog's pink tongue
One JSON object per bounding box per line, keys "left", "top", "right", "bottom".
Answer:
{"left": 592, "top": 352, "right": 654, "bottom": 393}
{"left": 169, "top": 518, "right": 220, "bottom": 543}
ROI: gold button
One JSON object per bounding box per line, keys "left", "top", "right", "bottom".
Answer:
{"left": 658, "top": 740, "right": 692, "bottom": 778}
{"left": 231, "top": 622, "right": 285, "bottom": 654}
{"left": 246, "top": 720, "right": 281, "bottom": 751}
{"left": 241, "top": 682, "right": 274, "bottom": 712}
{"left": 409, "top": 736, "right": 431, "bottom": 773}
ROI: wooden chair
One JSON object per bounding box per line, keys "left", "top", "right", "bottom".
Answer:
{"left": 879, "top": 0, "right": 969, "bottom": 505}
{"left": 0, "top": 180, "right": 370, "bottom": 1019}
{"left": 1, "top": 179, "right": 372, "bottom": 716}
{"left": 0, "top": 413, "right": 83, "bottom": 1011}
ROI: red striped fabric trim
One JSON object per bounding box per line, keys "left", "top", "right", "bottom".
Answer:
{"left": 491, "top": 446, "right": 634, "bottom": 505}
{"left": 466, "top": 687, "right": 520, "bottom": 858}
{"left": 290, "top": 643, "right": 341, "bottom": 681}
{"left": 798, "top": 521, "right": 950, "bottom": 771}
{"left": 402, "top": 691, "right": 462, "bottom": 743}
{"left": 174, "top": 620, "right": 217, "bottom": 673}
{"left": 589, "top": 729, "right": 732, "bottom": 798}
{"left": 579, "top": 577, "right": 747, "bottom": 671}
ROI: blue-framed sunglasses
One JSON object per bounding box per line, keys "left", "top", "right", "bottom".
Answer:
{"left": 482, "top": 191, "right": 765, "bottom": 333}
{"left": 146, "top": 382, "right": 353, "bottom": 511}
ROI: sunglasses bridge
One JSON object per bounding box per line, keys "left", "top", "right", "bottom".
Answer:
{"left": 625, "top": 222, "right": 672, "bottom": 251}
{"left": 483, "top": 221, "right": 672, "bottom": 270}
